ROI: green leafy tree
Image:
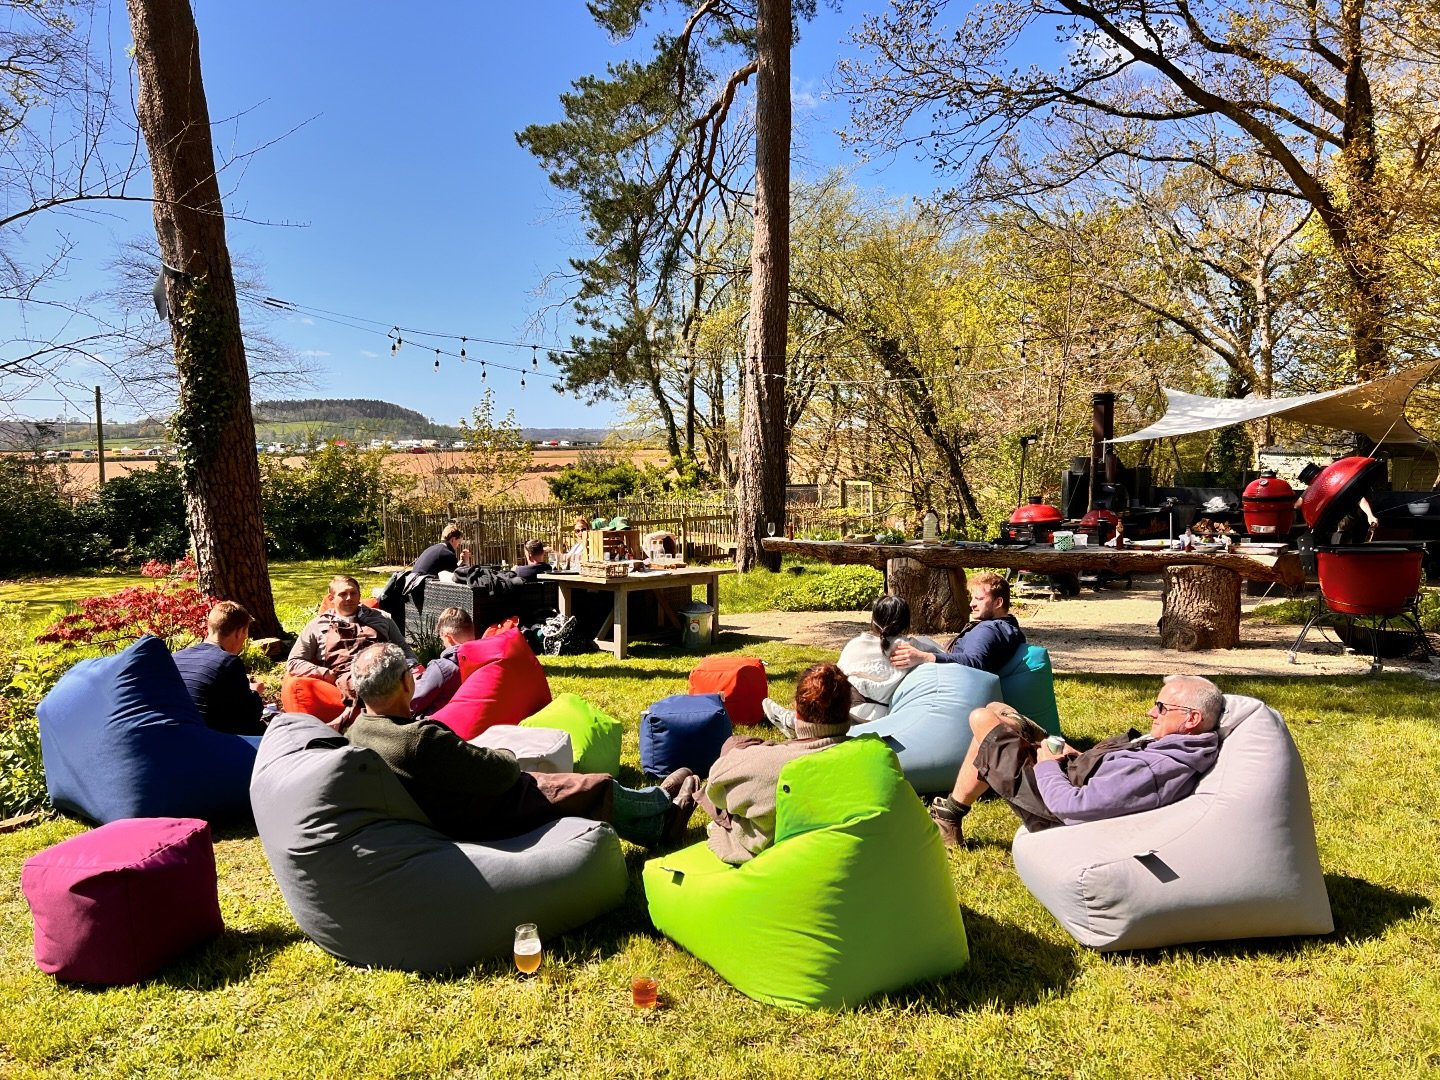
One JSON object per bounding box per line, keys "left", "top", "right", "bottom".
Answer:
{"left": 520, "top": 0, "right": 822, "bottom": 569}
{"left": 843, "top": 0, "right": 1440, "bottom": 383}
{"left": 454, "top": 389, "right": 533, "bottom": 503}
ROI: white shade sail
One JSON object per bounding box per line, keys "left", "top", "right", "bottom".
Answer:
{"left": 1111, "top": 362, "right": 1440, "bottom": 446}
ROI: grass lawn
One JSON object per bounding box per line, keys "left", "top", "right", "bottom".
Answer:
{"left": 1, "top": 568, "right": 1438, "bottom": 1077}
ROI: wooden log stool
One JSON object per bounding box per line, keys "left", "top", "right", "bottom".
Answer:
{"left": 1159, "top": 565, "right": 1241, "bottom": 650}
{"left": 886, "top": 557, "right": 967, "bottom": 636}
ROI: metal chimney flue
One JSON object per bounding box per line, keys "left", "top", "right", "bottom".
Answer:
{"left": 1091, "top": 391, "right": 1115, "bottom": 509}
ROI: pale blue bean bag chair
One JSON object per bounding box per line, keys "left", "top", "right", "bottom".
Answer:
{"left": 38, "top": 634, "right": 259, "bottom": 826}
{"left": 995, "top": 645, "right": 1061, "bottom": 735}
{"left": 848, "top": 663, "right": 1001, "bottom": 795}
{"left": 251, "top": 711, "right": 628, "bottom": 973}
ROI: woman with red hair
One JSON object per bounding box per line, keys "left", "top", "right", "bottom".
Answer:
{"left": 699, "top": 662, "right": 855, "bottom": 865}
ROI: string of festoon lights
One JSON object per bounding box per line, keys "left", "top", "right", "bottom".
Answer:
{"left": 245, "top": 289, "right": 1155, "bottom": 392}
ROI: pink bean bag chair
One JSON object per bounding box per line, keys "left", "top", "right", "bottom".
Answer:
{"left": 431, "top": 628, "right": 552, "bottom": 739}
{"left": 22, "top": 817, "right": 224, "bottom": 985}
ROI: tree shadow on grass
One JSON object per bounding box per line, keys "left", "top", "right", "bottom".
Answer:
{"left": 875, "top": 907, "right": 1081, "bottom": 1014}
{"left": 1101, "top": 874, "right": 1428, "bottom": 965}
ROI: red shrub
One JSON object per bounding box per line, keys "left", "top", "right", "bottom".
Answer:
{"left": 38, "top": 561, "right": 214, "bottom": 652}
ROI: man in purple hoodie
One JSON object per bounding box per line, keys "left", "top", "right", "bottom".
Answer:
{"left": 929, "top": 674, "right": 1223, "bottom": 846}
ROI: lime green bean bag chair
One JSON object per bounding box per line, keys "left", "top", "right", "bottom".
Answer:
{"left": 642, "top": 735, "right": 969, "bottom": 1009}
{"left": 520, "top": 693, "right": 622, "bottom": 776}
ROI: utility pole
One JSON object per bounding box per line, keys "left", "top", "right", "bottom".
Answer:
{"left": 94, "top": 386, "right": 106, "bottom": 486}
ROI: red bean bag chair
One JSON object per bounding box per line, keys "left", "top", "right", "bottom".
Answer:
{"left": 687, "top": 656, "right": 768, "bottom": 727}
{"left": 281, "top": 674, "right": 345, "bottom": 724}
{"left": 431, "top": 629, "right": 551, "bottom": 740}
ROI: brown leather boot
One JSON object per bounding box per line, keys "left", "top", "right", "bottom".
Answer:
{"left": 929, "top": 797, "right": 969, "bottom": 848}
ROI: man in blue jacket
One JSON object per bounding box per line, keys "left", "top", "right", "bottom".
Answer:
{"left": 929, "top": 674, "right": 1223, "bottom": 846}
{"left": 889, "top": 571, "right": 1025, "bottom": 673}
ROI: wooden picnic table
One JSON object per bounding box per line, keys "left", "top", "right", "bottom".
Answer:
{"left": 761, "top": 538, "right": 1306, "bottom": 651}
{"left": 539, "top": 565, "right": 735, "bottom": 659}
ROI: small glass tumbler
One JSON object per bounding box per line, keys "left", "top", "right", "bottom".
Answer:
{"left": 631, "top": 975, "right": 658, "bottom": 1009}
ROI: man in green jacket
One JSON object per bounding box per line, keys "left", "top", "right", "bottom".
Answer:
{"left": 345, "top": 643, "right": 697, "bottom": 847}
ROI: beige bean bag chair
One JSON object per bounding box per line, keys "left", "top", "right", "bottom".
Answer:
{"left": 1012, "top": 694, "right": 1333, "bottom": 951}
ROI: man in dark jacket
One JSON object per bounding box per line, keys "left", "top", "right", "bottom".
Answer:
{"left": 344, "top": 644, "right": 697, "bottom": 847}
{"left": 173, "top": 601, "right": 266, "bottom": 735}
{"left": 929, "top": 674, "right": 1224, "bottom": 846}
{"left": 510, "top": 538, "right": 553, "bottom": 581}
{"left": 411, "top": 522, "right": 470, "bottom": 578}
{"left": 889, "top": 571, "right": 1025, "bottom": 673}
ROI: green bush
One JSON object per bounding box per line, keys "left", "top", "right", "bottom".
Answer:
{"left": 0, "top": 459, "right": 82, "bottom": 574}
{"left": 76, "top": 462, "right": 188, "bottom": 565}
{"left": 772, "top": 565, "right": 884, "bottom": 611}
{"left": 0, "top": 718, "right": 46, "bottom": 818}
{"left": 260, "top": 443, "right": 403, "bottom": 558}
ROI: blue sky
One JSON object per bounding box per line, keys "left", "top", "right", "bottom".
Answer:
{"left": 13, "top": 2, "right": 946, "bottom": 430}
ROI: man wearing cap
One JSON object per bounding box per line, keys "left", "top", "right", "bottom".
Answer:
{"left": 929, "top": 674, "right": 1223, "bottom": 846}
{"left": 412, "top": 522, "right": 471, "bottom": 578}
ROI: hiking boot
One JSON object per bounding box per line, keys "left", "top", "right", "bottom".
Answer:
{"left": 658, "top": 767, "right": 695, "bottom": 799}
{"left": 660, "top": 782, "right": 699, "bottom": 848}
{"left": 762, "top": 697, "right": 797, "bottom": 738}
{"left": 929, "top": 797, "right": 969, "bottom": 848}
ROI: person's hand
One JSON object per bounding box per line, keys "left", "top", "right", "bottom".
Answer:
{"left": 249, "top": 678, "right": 266, "bottom": 696}
{"left": 1036, "top": 742, "right": 1078, "bottom": 763}
{"left": 890, "top": 642, "right": 935, "bottom": 669}
{"left": 459, "top": 547, "right": 472, "bottom": 564}
{"left": 321, "top": 668, "right": 338, "bottom": 684}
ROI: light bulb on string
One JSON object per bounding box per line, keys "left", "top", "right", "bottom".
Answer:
{"left": 953, "top": 345, "right": 962, "bottom": 373}
{"left": 531, "top": 345, "right": 538, "bottom": 370}
{"left": 460, "top": 336, "right": 467, "bottom": 359}
{"left": 520, "top": 375, "right": 526, "bottom": 389}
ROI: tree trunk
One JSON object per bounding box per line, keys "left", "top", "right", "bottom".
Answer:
{"left": 127, "top": 0, "right": 280, "bottom": 637}
{"left": 1158, "top": 565, "right": 1241, "bottom": 651}
{"left": 735, "top": 0, "right": 790, "bottom": 572}
{"left": 887, "top": 558, "right": 966, "bottom": 636}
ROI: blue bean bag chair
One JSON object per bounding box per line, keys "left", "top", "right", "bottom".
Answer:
{"left": 252, "top": 711, "right": 628, "bottom": 973}
{"left": 640, "top": 692, "right": 732, "bottom": 779}
{"left": 996, "top": 645, "right": 1061, "bottom": 736}
{"left": 848, "top": 663, "right": 1001, "bottom": 795}
{"left": 643, "top": 735, "right": 969, "bottom": 1009}
{"left": 38, "top": 635, "right": 259, "bottom": 826}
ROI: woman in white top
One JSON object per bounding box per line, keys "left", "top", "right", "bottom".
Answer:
{"left": 762, "top": 595, "right": 943, "bottom": 735}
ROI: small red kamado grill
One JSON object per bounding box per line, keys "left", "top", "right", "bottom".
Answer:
{"left": 1287, "top": 456, "right": 1435, "bottom": 673}
{"left": 1241, "top": 470, "right": 1297, "bottom": 538}
{"left": 1002, "top": 497, "right": 1063, "bottom": 545}
{"left": 1077, "top": 508, "right": 1120, "bottom": 545}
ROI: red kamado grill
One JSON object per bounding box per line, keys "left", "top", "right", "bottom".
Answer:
{"left": 1288, "top": 456, "right": 1435, "bottom": 673}
{"left": 1241, "top": 470, "right": 1297, "bottom": 538}
{"left": 1003, "top": 497, "right": 1063, "bottom": 545}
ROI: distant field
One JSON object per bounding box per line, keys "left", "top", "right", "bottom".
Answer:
{"left": 14, "top": 446, "right": 671, "bottom": 499}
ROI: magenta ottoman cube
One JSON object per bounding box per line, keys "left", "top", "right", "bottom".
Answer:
{"left": 22, "top": 817, "right": 224, "bottom": 985}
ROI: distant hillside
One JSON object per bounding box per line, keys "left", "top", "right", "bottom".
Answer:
{"left": 253, "top": 399, "right": 429, "bottom": 424}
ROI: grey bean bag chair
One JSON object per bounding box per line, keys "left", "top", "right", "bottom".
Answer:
{"left": 251, "top": 712, "right": 628, "bottom": 973}
{"left": 1012, "top": 694, "right": 1333, "bottom": 951}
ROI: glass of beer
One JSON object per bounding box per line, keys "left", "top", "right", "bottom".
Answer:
{"left": 631, "top": 975, "right": 658, "bottom": 1009}
{"left": 513, "top": 923, "right": 542, "bottom": 975}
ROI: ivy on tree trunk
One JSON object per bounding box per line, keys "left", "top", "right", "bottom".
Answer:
{"left": 126, "top": 0, "right": 281, "bottom": 637}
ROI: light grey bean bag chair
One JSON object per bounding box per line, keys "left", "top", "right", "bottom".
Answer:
{"left": 251, "top": 712, "right": 628, "bottom": 973}
{"left": 1012, "top": 694, "right": 1333, "bottom": 951}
